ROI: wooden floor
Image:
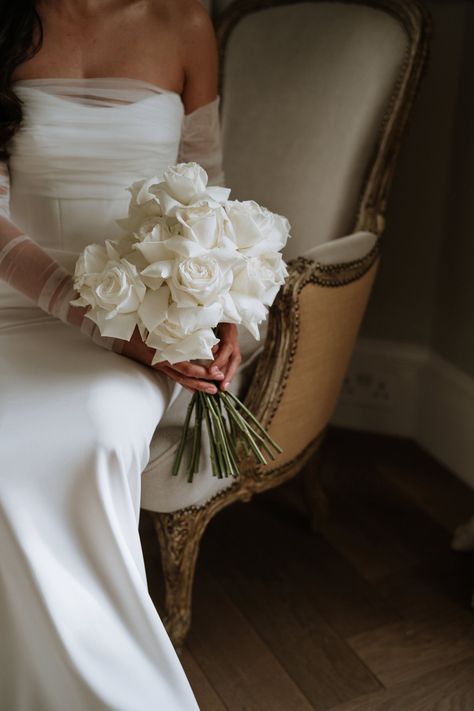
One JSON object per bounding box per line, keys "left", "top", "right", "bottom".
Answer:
{"left": 139, "top": 427, "right": 474, "bottom": 710}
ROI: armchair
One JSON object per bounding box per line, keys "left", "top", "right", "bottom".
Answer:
{"left": 140, "top": 0, "right": 432, "bottom": 651}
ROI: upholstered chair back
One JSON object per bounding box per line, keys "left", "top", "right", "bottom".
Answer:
{"left": 219, "top": 1, "right": 409, "bottom": 259}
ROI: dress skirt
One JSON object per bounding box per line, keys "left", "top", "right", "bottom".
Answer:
{"left": 0, "top": 300, "right": 199, "bottom": 710}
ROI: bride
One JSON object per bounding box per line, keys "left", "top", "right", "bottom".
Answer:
{"left": 0, "top": 0, "right": 241, "bottom": 708}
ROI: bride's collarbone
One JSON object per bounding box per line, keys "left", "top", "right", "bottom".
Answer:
{"left": 12, "top": 2, "right": 186, "bottom": 94}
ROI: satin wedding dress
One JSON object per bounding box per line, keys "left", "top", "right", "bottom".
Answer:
{"left": 0, "top": 77, "right": 224, "bottom": 710}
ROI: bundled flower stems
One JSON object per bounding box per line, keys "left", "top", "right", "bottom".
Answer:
{"left": 172, "top": 353, "right": 283, "bottom": 482}
{"left": 72, "top": 162, "right": 291, "bottom": 481}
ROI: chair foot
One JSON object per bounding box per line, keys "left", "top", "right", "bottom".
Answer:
{"left": 150, "top": 509, "right": 205, "bottom": 650}
{"left": 163, "top": 611, "right": 190, "bottom": 656}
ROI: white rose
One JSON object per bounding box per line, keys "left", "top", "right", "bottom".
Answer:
{"left": 137, "top": 284, "right": 170, "bottom": 333}
{"left": 226, "top": 292, "right": 268, "bottom": 340}
{"left": 115, "top": 176, "right": 165, "bottom": 233}
{"left": 163, "top": 162, "right": 209, "bottom": 204}
{"left": 135, "top": 216, "right": 171, "bottom": 241}
{"left": 154, "top": 163, "right": 231, "bottom": 217}
{"left": 149, "top": 327, "right": 220, "bottom": 365}
{"left": 232, "top": 253, "right": 288, "bottom": 306}
{"left": 147, "top": 301, "right": 222, "bottom": 343}
{"left": 175, "top": 203, "right": 227, "bottom": 250}
{"left": 168, "top": 254, "right": 232, "bottom": 307}
{"left": 71, "top": 241, "right": 146, "bottom": 340}
{"left": 225, "top": 200, "right": 291, "bottom": 256}
{"left": 145, "top": 302, "right": 222, "bottom": 364}
{"left": 132, "top": 217, "right": 174, "bottom": 264}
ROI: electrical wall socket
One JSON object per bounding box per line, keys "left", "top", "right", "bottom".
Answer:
{"left": 339, "top": 370, "right": 395, "bottom": 408}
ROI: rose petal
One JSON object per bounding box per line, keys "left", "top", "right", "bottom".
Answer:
{"left": 87, "top": 309, "right": 138, "bottom": 341}
{"left": 138, "top": 286, "right": 170, "bottom": 332}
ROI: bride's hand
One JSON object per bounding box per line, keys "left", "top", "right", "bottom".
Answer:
{"left": 206, "top": 323, "right": 241, "bottom": 391}
{"left": 120, "top": 326, "right": 223, "bottom": 394}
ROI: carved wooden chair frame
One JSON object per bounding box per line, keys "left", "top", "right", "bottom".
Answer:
{"left": 144, "top": 0, "right": 432, "bottom": 652}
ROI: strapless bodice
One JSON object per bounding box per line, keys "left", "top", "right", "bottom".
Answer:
{"left": 9, "top": 77, "right": 184, "bottom": 201}
{"left": 0, "top": 78, "right": 186, "bottom": 309}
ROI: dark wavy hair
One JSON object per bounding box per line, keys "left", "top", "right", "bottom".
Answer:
{"left": 0, "top": 1, "right": 43, "bottom": 159}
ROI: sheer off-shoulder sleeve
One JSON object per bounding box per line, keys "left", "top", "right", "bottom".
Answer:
{"left": 0, "top": 159, "right": 123, "bottom": 353}
{"left": 177, "top": 96, "right": 225, "bottom": 186}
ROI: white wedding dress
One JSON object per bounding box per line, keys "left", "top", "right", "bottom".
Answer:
{"left": 0, "top": 77, "right": 217, "bottom": 710}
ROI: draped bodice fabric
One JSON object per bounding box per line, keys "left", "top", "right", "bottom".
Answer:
{"left": 7, "top": 78, "right": 185, "bottom": 260}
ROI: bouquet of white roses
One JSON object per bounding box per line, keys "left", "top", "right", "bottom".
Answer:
{"left": 71, "top": 162, "right": 291, "bottom": 481}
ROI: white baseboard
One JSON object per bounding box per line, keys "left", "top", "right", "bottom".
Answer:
{"left": 331, "top": 338, "right": 474, "bottom": 488}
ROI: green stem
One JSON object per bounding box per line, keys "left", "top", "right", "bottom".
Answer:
{"left": 172, "top": 394, "right": 196, "bottom": 477}
{"left": 204, "top": 395, "right": 226, "bottom": 477}
{"left": 202, "top": 394, "right": 220, "bottom": 477}
{"left": 223, "top": 390, "right": 283, "bottom": 453}
{"left": 207, "top": 395, "right": 238, "bottom": 476}
{"left": 216, "top": 394, "right": 240, "bottom": 466}
{"left": 187, "top": 393, "right": 203, "bottom": 482}
{"left": 221, "top": 398, "right": 267, "bottom": 465}
{"left": 222, "top": 396, "right": 275, "bottom": 459}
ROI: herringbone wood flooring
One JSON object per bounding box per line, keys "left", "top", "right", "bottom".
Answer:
{"left": 139, "top": 427, "right": 474, "bottom": 710}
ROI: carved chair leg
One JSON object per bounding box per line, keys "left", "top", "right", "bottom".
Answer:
{"left": 300, "top": 439, "right": 330, "bottom": 533}
{"left": 150, "top": 509, "right": 205, "bottom": 654}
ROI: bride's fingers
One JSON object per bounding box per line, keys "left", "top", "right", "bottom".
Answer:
{"left": 158, "top": 365, "right": 218, "bottom": 394}
{"left": 209, "top": 341, "right": 233, "bottom": 372}
{"left": 219, "top": 350, "right": 242, "bottom": 390}
{"left": 167, "top": 360, "right": 224, "bottom": 380}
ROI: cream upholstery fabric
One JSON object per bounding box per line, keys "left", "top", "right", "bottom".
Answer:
{"left": 221, "top": 2, "right": 407, "bottom": 258}
{"left": 303, "top": 230, "right": 378, "bottom": 263}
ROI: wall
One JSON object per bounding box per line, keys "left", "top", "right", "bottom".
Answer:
{"left": 359, "top": 0, "right": 473, "bottom": 379}
{"left": 431, "top": 3, "right": 474, "bottom": 377}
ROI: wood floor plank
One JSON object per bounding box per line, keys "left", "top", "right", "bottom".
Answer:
{"left": 251, "top": 491, "right": 399, "bottom": 638}
{"left": 179, "top": 648, "right": 227, "bottom": 711}
{"left": 324, "top": 427, "right": 474, "bottom": 535}
{"left": 186, "top": 567, "right": 314, "bottom": 711}
{"left": 375, "top": 556, "right": 474, "bottom": 623}
{"left": 201, "top": 501, "right": 383, "bottom": 710}
{"left": 376, "top": 444, "right": 474, "bottom": 534}
{"left": 347, "top": 610, "right": 474, "bottom": 687}
{"left": 313, "top": 450, "right": 455, "bottom": 584}
{"left": 327, "top": 656, "right": 474, "bottom": 710}
{"left": 316, "top": 491, "right": 420, "bottom": 583}
{"left": 254, "top": 491, "right": 398, "bottom": 638}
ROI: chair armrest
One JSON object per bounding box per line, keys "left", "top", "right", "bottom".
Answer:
{"left": 242, "top": 242, "right": 380, "bottom": 473}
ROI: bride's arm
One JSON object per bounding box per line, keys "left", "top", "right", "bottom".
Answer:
{"left": 177, "top": 97, "right": 225, "bottom": 187}
{"left": 0, "top": 159, "right": 125, "bottom": 351}
{"left": 176, "top": 2, "right": 225, "bottom": 187}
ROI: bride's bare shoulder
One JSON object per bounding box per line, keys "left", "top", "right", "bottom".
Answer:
{"left": 148, "top": 0, "right": 217, "bottom": 108}
{"left": 149, "top": 0, "right": 213, "bottom": 37}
